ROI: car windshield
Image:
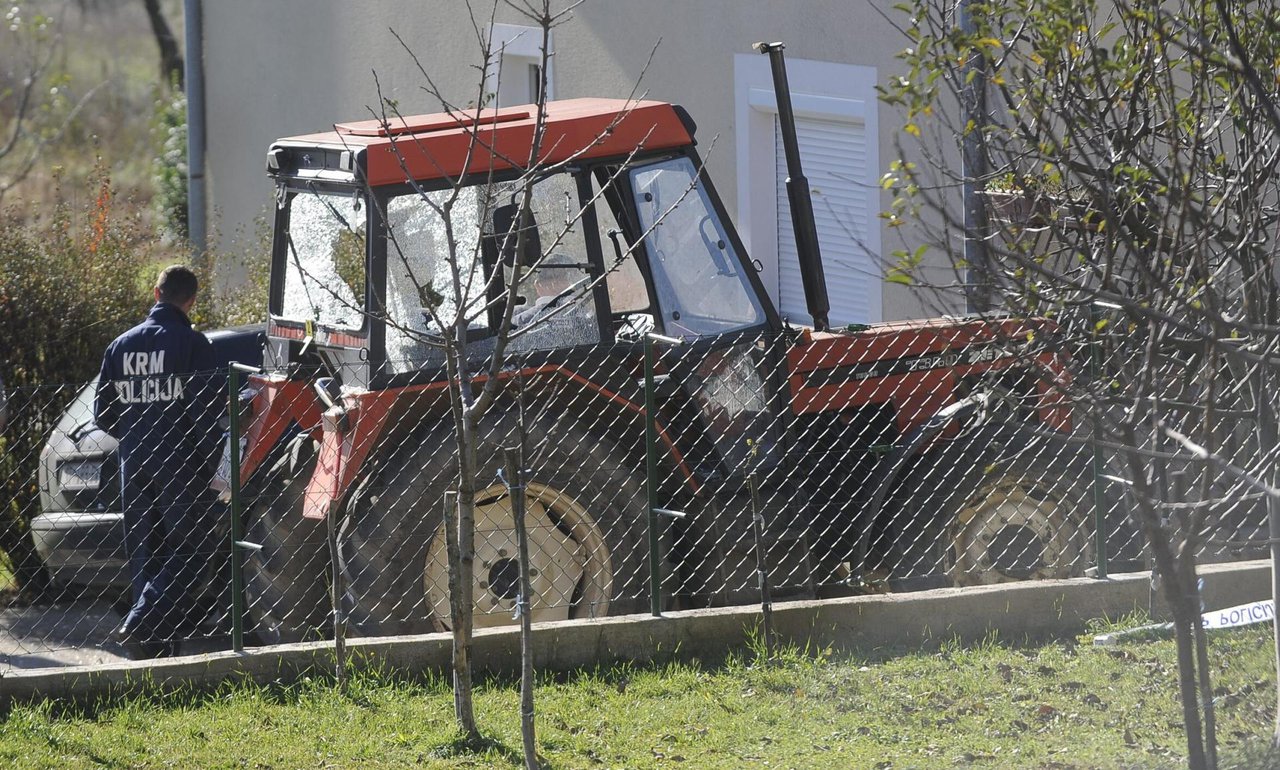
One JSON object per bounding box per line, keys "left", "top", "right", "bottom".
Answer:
{"left": 629, "top": 157, "right": 766, "bottom": 336}
{"left": 59, "top": 380, "right": 99, "bottom": 435}
{"left": 279, "top": 190, "right": 367, "bottom": 330}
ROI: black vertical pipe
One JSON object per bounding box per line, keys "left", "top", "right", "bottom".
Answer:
{"left": 183, "top": 0, "right": 207, "bottom": 262}
{"left": 754, "top": 41, "right": 830, "bottom": 332}
{"left": 959, "top": 1, "right": 992, "bottom": 313}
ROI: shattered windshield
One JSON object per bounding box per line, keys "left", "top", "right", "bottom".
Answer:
{"left": 280, "top": 191, "right": 366, "bottom": 330}
{"left": 383, "top": 186, "right": 490, "bottom": 369}
{"left": 382, "top": 175, "right": 602, "bottom": 372}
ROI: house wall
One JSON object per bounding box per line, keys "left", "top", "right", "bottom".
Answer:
{"left": 201, "top": 0, "right": 965, "bottom": 322}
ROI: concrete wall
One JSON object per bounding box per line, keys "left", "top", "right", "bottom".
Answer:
{"left": 5, "top": 562, "right": 1270, "bottom": 708}
{"left": 201, "top": 0, "right": 963, "bottom": 322}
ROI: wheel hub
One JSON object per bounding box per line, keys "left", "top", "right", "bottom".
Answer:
{"left": 487, "top": 558, "right": 522, "bottom": 601}
{"left": 947, "top": 478, "right": 1080, "bottom": 586}
{"left": 424, "top": 482, "right": 611, "bottom": 629}
{"left": 987, "top": 524, "right": 1045, "bottom": 579}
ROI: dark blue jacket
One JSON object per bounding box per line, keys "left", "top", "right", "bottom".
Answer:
{"left": 95, "top": 303, "right": 222, "bottom": 486}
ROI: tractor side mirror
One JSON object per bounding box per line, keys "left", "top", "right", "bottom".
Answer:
{"left": 489, "top": 202, "right": 542, "bottom": 267}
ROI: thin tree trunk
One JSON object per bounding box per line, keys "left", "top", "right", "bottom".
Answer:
{"left": 1193, "top": 599, "right": 1218, "bottom": 769}
{"left": 504, "top": 448, "right": 538, "bottom": 769}
{"left": 442, "top": 345, "right": 479, "bottom": 741}
{"left": 1168, "top": 582, "right": 1208, "bottom": 770}
{"left": 452, "top": 415, "right": 480, "bottom": 740}
{"left": 142, "top": 0, "right": 184, "bottom": 90}
{"left": 1125, "top": 434, "right": 1208, "bottom": 769}
{"left": 1191, "top": 346, "right": 1218, "bottom": 769}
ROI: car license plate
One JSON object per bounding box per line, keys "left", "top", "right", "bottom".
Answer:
{"left": 58, "top": 460, "right": 103, "bottom": 492}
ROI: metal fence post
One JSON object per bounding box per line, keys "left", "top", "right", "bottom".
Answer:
{"left": 328, "top": 492, "right": 348, "bottom": 691}
{"left": 1089, "top": 304, "right": 1109, "bottom": 579}
{"left": 226, "top": 362, "right": 266, "bottom": 652}
{"left": 644, "top": 335, "right": 662, "bottom": 617}
{"left": 747, "top": 469, "right": 775, "bottom": 659}
{"left": 228, "top": 363, "right": 245, "bottom": 651}
{"left": 643, "top": 333, "right": 685, "bottom": 617}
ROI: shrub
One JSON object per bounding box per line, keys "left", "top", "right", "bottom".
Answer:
{"left": 0, "top": 165, "right": 153, "bottom": 595}
{"left": 150, "top": 84, "right": 188, "bottom": 241}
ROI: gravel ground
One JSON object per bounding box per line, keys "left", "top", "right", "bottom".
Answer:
{"left": 1, "top": 595, "right": 241, "bottom": 672}
{"left": 0, "top": 598, "right": 131, "bottom": 670}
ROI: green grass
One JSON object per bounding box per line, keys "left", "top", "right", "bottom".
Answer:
{"left": 2, "top": 621, "right": 1277, "bottom": 769}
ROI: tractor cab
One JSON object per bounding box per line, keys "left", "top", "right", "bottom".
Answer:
{"left": 261, "top": 99, "right": 779, "bottom": 390}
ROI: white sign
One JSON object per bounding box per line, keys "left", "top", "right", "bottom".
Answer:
{"left": 1201, "top": 599, "right": 1274, "bottom": 630}
{"left": 1095, "top": 598, "right": 1276, "bottom": 646}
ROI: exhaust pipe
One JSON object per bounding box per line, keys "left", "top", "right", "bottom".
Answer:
{"left": 754, "top": 41, "right": 830, "bottom": 331}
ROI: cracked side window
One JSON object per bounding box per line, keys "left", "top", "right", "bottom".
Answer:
{"left": 281, "top": 191, "right": 366, "bottom": 330}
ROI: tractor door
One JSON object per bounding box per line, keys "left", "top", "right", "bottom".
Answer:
{"left": 620, "top": 153, "right": 785, "bottom": 481}
{"left": 611, "top": 153, "right": 811, "bottom": 603}
{"left": 372, "top": 172, "right": 610, "bottom": 381}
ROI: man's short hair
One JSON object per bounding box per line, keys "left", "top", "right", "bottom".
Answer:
{"left": 156, "top": 265, "right": 199, "bottom": 305}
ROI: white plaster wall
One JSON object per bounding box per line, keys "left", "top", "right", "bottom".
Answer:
{"left": 201, "top": 0, "right": 963, "bottom": 321}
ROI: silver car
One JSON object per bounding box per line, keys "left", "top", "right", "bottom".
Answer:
{"left": 30, "top": 325, "right": 265, "bottom": 596}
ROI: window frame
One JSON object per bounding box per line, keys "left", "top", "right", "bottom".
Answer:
{"left": 614, "top": 148, "right": 782, "bottom": 340}
{"left": 485, "top": 22, "right": 554, "bottom": 107}
{"left": 733, "top": 54, "right": 882, "bottom": 326}
{"left": 268, "top": 181, "right": 373, "bottom": 335}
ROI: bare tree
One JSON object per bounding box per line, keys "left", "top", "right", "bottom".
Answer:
{"left": 881, "top": 1, "right": 1280, "bottom": 766}
{"left": 275, "top": 2, "right": 686, "bottom": 750}
{"left": 140, "top": 0, "right": 183, "bottom": 89}
{"left": 375, "top": 3, "right": 578, "bottom": 741}
{"left": 0, "top": 4, "right": 97, "bottom": 205}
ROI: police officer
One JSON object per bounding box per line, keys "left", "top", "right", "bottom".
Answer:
{"left": 96, "top": 265, "right": 223, "bottom": 658}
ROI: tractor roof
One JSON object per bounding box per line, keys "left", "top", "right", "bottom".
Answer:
{"left": 268, "top": 98, "right": 695, "bottom": 187}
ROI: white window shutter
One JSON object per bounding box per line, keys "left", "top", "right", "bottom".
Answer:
{"left": 774, "top": 115, "right": 879, "bottom": 326}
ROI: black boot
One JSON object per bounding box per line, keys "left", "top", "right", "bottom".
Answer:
{"left": 111, "top": 622, "right": 170, "bottom": 660}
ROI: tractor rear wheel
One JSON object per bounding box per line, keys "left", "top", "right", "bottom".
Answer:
{"left": 338, "top": 411, "right": 654, "bottom": 637}
{"left": 240, "top": 433, "right": 331, "bottom": 643}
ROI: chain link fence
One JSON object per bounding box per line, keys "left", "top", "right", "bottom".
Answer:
{"left": 1, "top": 316, "right": 1273, "bottom": 671}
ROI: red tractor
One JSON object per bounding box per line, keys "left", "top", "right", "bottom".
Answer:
{"left": 232, "top": 83, "right": 1121, "bottom": 643}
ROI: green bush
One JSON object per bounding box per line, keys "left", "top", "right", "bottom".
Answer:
{"left": 199, "top": 216, "right": 272, "bottom": 329}
{"left": 150, "top": 84, "right": 188, "bottom": 241}
{"left": 0, "top": 166, "right": 153, "bottom": 595}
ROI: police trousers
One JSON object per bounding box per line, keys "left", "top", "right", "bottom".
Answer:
{"left": 120, "top": 467, "right": 219, "bottom": 642}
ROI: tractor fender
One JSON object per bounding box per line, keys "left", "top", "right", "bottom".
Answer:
{"left": 315, "top": 366, "right": 701, "bottom": 525}
{"left": 852, "top": 392, "right": 1088, "bottom": 578}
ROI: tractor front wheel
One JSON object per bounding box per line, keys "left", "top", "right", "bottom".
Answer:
{"left": 240, "top": 433, "right": 331, "bottom": 643}
{"left": 886, "top": 435, "right": 1094, "bottom": 587}
{"left": 942, "top": 459, "right": 1093, "bottom": 586}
